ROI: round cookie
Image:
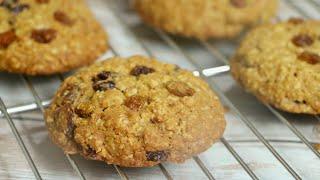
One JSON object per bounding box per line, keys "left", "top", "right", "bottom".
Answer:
{"left": 231, "top": 19, "right": 320, "bottom": 114}
{"left": 0, "top": 0, "right": 108, "bottom": 75}
{"left": 134, "top": 0, "right": 278, "bottom": 40}
{"left": 45, "top": 56, "right": 226, "bottom": 167}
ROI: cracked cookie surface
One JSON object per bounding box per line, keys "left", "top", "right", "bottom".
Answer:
{"left": 231, "top": 19, "right": 320, "bottom": 114}
{"left": 45, "top": 56, "right": 226, "bottom": 167}
{"left": 134, "top": 0, "right": 278, "bottom": 40}
{"left": 0, "top": 0, "right": 108, "bottom": 75}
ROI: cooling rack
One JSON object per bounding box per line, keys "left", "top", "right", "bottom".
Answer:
{"left": 1, "top": 0, "right": 320, "bottom": 179}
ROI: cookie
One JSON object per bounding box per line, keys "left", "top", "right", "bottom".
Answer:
{"left": 231, "top": 19, "right": 320, "bottom": 114}
{"left": 45, "top": 56, "right": 226, "bottom": 167}
{"left": 0, "top": 0, "right": 108, "bottom": 75}
{"left": 134, "top": 0, "right": 278, "bottom": 40}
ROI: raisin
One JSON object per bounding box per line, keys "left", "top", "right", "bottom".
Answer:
{"left": 146, "top": 151, "right": 168, "bottom": 162}
{"left": 85, "top": 147, "right": 97, "bottom": 158}
{"left": 93, "top": 81, "right": 115, "bottom": 91}
{"left": 75, "top": 108, "right": 91, "bottom": 118}
{"left": 92, "top": 71, "right": 116, "bottom": 91}
{"left": 150, "top": 117, "right": 164, "bottom": 123}
{"left": 0, "top": 0, "right": 16, "bottom": 9}
{"left": 8, "top": 17, "right": 15, "bottom": 25}
{"left": 292, "top": 34, "right": 314, "bottom": 47}
{"left": 124, "top": 95, "right": 147, "bottom": 111}
{"left": 294, "top": 100, "right": 307, "bottom": 104}
{"left": 166, "top": 81, "right": 195, "bottom": 97}
{"left": 130, "top": 65, "right": 155, "bottom": 76}
{"left": 54, "top": 106, "right": 75, "bottom": 139}
{"left": 54, "top": 11, "right": 74, "bottom": 26}
{"left": 230, "top": 0, "right": 246, "bottom": 8}
{"left": 35, "top": 0, "right": 49, "bottom": 3}
{"left": 11, "top": 3, "right": 29, "bottom": 14}
{"left": 31, "top": 29, "right": 57, "bottom": 43}
{"left": 97, "top": 71, "right": 112, "bottom": 80}
{"left": 288, "top": 17, "right": 304, "bottom": 25}
{"left": 66, "top": 117, "right": 75, "bottom": 139}
{"left": 0, "top": 30, "right": 17, "bottom": 48}
{"left": 298, "top": 51, "right": 320, "bottom": 64}
{"left": 0, "top": 3, "right": 11, "bottom": 10}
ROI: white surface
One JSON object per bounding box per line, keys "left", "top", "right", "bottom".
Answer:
{"left": 0, "top": 0, "right": 320, "bottom": 179}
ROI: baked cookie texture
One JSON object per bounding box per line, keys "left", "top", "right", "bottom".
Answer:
{"left": 45, "top": 56, "right": 226, "bottom": 167}
{"left": 134, "top": 0, "right": 278, "bottom": 40}
{"left": 0, "top": 0, "right": 108, "bottom": 75}
{"left": 231, "top": 19, "right": 320, "bottom": 114}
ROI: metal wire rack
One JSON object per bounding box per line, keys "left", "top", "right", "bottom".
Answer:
{"left": 0, "top": 0, "right": 320, "bottom": 179}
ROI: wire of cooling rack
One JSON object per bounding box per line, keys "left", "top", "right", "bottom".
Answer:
{"left": 0, "top": 0, "right": 319, "bottom": 179}
{"left": 0, "top": 100, "right": 50, "bottom": 116}
{"left": 0, "top": 98, "right": 42, "bottom": 180}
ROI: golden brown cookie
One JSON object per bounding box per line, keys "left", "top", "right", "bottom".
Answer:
{"left": 231, "top": 19, "right": 320, "bottom": 114}
{"left": 0, "top": 0, "right": 108, "bottom": 75}
{"left": 134, "top": 0, "right": 278, "bottom": 40}
{"left": 45, "top": 56, "right": 226, "bottom": 167}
